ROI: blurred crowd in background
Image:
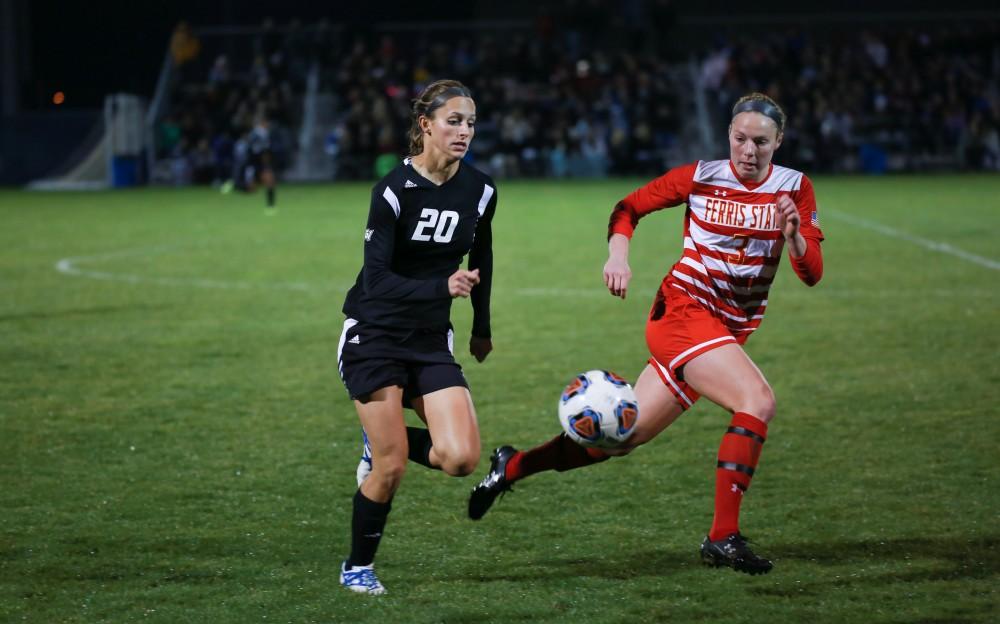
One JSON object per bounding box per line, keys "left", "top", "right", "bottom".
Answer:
{"left": 154, "top": 19, "right": 302, "bottom": 185}
{"left": 319, "top": 28, "right": 684, "bottom": 180}
{"left": 706, "top": 25, "right": 1000, "bottom": 173}
{"left": 154, "top": 7, "right": 1000, "bottom": 184}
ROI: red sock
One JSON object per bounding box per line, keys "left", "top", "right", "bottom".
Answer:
{"left": 505, "top": 433, "right": 609, "bottom": 481}
{"left": 709, "top": 412, "right": 767, "bottom": 541}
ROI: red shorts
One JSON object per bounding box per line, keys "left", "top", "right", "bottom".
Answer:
{"left": 645, "top": 285, "right": 750, "bottom": 410}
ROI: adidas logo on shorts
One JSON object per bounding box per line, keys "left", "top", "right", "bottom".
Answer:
{"left": 348, "top": 335, "right": 360, "bottom": 344}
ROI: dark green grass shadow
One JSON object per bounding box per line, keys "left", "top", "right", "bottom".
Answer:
{"left": 449, "top": 533, "right": 999, "bottom": 587}
{"left": 0, "top": 303, "right": 174, "bottom": 322}
{"left": 756, "top": 533, "right": 1000, "bottom": 594}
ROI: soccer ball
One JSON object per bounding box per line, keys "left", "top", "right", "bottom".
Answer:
{"left": 558, "top": 370, "right": 639, "bottom": 448}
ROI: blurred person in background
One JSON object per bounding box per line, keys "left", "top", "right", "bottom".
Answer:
{"left": 169, "top": 21, "right": 201, "bottom": 69}
{"left": 229, "top": 115, "right": 278, "bottom": 211}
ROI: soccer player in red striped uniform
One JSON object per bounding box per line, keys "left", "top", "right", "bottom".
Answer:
{"left": 468, "top": 93, "right": 824, "bottom": 575}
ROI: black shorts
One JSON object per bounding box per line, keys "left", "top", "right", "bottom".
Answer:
{"left": 337, "top": 318, "right": 468, "bottom": 406}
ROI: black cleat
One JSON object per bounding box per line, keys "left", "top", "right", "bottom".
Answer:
{"left": 468, "top": 446, "right": 518, "bottom": 520}
{"left": 700, "top": 533, "right": 773, "bottom": 575}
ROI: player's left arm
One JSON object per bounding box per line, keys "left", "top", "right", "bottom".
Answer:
{"left": 776, "top": 175, "right": 825, "bottom": 286}
{"left": 468, "top": 187, "right": 496, "bottom": 362}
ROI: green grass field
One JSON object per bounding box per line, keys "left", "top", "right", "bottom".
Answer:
{"left": 1, "top": 175, "right": 998, "bottom": 623}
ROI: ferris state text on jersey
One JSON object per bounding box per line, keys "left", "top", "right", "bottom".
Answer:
{"left": 687, "top": 160, "right": 818, "bottom": 236}
{"left": 699, "top": 196, "right": 782, "bottom": 230}
{"left": 342, "top": 157, "right": 497, "bottom": 333}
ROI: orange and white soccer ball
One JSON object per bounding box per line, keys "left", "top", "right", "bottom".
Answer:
{"left": 558, "top": 370, "right": 639, "bottom": 448}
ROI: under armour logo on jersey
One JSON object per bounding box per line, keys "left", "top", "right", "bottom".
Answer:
{"left": 364, "top": 228, "right": 374, "bottom": 242}
{"left": 714, "top": 189, "right": 728, "bottom": 197}
{"left": 404, "top": 179, "right": 418, "bottom": 188}
{"left": 348, "top": 335, "right": 360, "bottom": 344}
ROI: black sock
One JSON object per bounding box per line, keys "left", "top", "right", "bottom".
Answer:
{"left": 346, "top": 490, "right": 391, "bottom": 568}
{"left": 266, "top": 187, "right": 275, "bottom": 207}
{"left": 406, "top": 426, "right": 437, "bottom": 469}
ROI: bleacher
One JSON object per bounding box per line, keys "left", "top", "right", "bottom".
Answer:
{"left": 144, "top": 13, "right": 999, "bottom": 184}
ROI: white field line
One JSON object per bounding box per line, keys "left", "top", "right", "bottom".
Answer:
{"left": 54, "top": 247, "right": 613, "bottom": 297}
{"left": 54, "top": 246, "right": 999, "bottom": 300}
{"left": 801, "top": 288, "right": 997, "bottom": 299}
{"left": 55, "top": 247, "right": 326, "bottom": 293}
{"left": 824, "top": 209, "right": 1000, "bottom": 272}
{"left": 509, "top": 287, "right": 608, "bottom": 298}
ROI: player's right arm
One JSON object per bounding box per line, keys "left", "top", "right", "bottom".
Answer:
{"left": 604, "top": 234, "right": 632, "bottom": 299}
{"left": 603, "top": 162, "right": 698, "bottom": 299}
{"left": 362, "top": 185, "right": 452, "bottom": 302}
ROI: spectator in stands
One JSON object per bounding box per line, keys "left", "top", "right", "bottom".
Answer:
{"left": 156, "top": 15, "right": 998, "bottom": 183}
{"left": 714, "top": 25, "right": 999, "bottom": 173}
{"left": 169, "top": 22, "right": 200, "bottom": 68}
{"left": 190, "top": 138, "right": 215, "bottom": 185}
{"left": 208, "top": 55, "right": 230, "bottom": 86}
{"left": 211, "top": 131, "right": 234, "bottom": 185}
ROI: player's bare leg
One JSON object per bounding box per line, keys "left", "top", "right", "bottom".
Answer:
{"left": 412, "top": 386, "right": 481, "bottom": 476}
{"left": 682, "top": 344, "right": 775, "bottom": 422}
{"left": 682, "top": 343, "right": 775, "bottom": 574}
{"left": 355, "top": 387, "right": 409, "bottom": 502}
{"left": 342, "top": 386, "right": 408, "bottom": 594}
{"left": 603, "top": 364, "right": 684, "bottom": 456}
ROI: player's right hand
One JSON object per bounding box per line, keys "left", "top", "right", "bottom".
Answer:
{"left": 448, "top": 268, "right": 480, "bottom": 298}
{"left": 603, "top": 256, "right": 632, "bottom": 299}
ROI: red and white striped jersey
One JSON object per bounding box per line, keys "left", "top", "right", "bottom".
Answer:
{"left": 609, "top": 159, "right": 825, "bottom": 336}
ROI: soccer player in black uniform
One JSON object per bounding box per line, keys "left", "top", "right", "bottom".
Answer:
{"left": 337, "top": 80, "right": 497, "bottom": 595}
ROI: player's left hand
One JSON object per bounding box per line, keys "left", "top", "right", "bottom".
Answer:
{"left": 775, "top": 193, "right": 800, "bottom": 240}
{"left": 470, "top": 335, "right": 492, "bottom": 362}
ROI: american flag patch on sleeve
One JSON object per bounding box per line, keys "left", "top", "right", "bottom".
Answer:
{"left": 811, "top": 211, "right": 820, "bottom": 227}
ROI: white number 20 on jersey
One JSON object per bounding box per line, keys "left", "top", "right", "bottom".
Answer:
{"left": 411, "top": 208, "right": 459, "bottom": 243}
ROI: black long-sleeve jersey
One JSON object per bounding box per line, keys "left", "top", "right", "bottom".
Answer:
{"left": 342, "top": 158, "right": 497, "bottom": 337}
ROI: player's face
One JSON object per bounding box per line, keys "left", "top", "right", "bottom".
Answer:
{"left": 422, "top": 96, "right": 476, "bottom": 159}
{"left": 728, "top": 112, "right": 782, "bottom": 182}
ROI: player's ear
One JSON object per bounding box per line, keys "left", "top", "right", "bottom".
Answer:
{"left": 774, "top": 131, "right": 783, "bottom": 151}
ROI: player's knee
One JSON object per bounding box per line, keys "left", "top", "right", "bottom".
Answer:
{"left": 748, "top": 385, "right": 776, "bottom": 423}
{"left": 436, "top": 446, "right": 480, "bottom": 476}
{"left": 372, "top": 456, "right": 408, "bottom": 490}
